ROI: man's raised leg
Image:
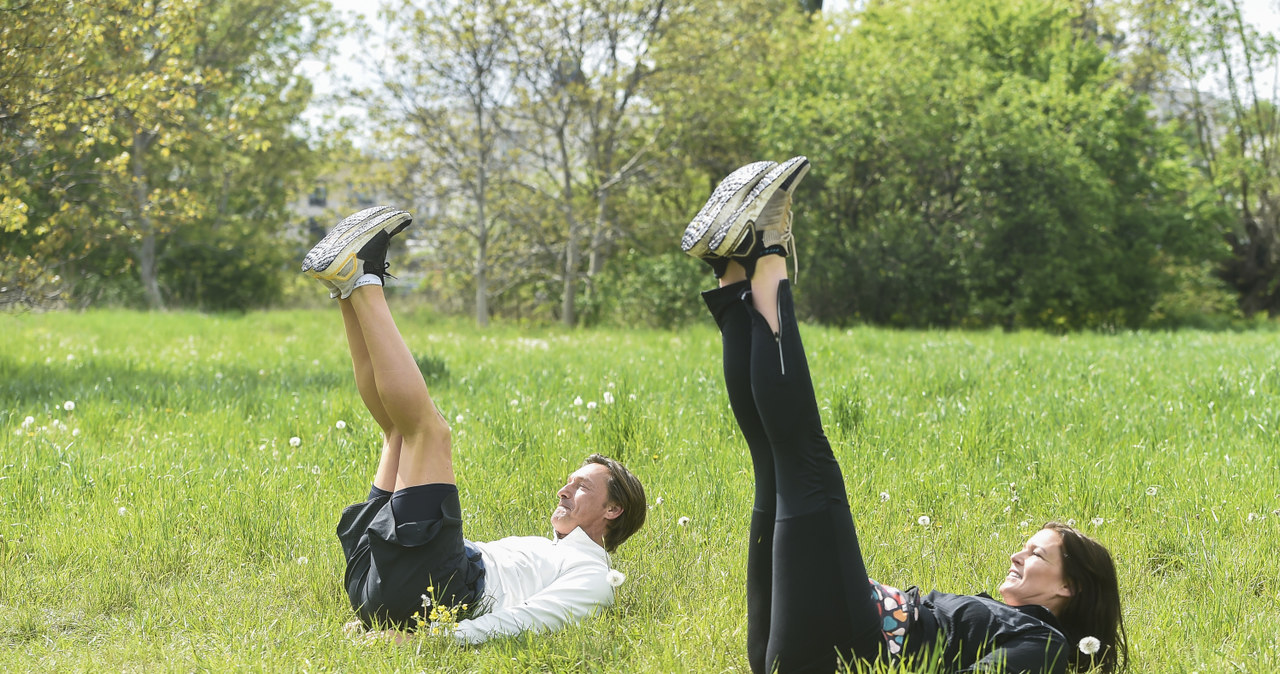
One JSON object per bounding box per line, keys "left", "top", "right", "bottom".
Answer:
{"left": 345, "top": 284, "right": 455, "bottom": 489}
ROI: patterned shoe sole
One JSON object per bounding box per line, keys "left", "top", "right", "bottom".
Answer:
{"left": 681, "top": 160, "right": 776, "bottom": 258}
{"left": 301, "top": 206, "right": 412, "bottom": 278}
{"left": 717, "top": 156, "right": 810, "bottom": 257}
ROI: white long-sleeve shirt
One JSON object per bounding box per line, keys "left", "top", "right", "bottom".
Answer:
{"left": 452, "top": 527, "right": 614, "bottom": 644}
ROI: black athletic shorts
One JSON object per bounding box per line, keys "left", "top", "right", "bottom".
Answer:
{"left": 336, "top": 484, "right": 486, "bottom": 629}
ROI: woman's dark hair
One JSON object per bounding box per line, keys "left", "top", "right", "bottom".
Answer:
{"left": 584, "top": 454, "right": 646, "bottom": 553}
{"left": 1043, "top": 522, "right": 1129, "bottom": 673}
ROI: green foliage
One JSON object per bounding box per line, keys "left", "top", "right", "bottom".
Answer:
{"left": 581, "top": 250, "right": 709, "bottom": 329}
{"left": 3, "top": 311, "right": 1280, "bottom": 671}
{"left": 0, "top": 0, "right": 336, "bottom": 309}
{"left": 735, "top": 0, "right": 1206, "bottom": 330}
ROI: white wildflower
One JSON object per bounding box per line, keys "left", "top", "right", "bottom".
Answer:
{"left": 67, "top": 354, "right": 75, "bottom": 362}
{"left": 118, "top": 507, "right": 127, "bottom": 516}
{"left": 455, "top": 414, "right": 463, "bottom": 423}
{"left": 655, "top": 497, "right": 664, "bottom": 506}
{"left": 1078, "top": 636, "right": 1101, "bottom": 655}
{"left": 606, "top": 569, "right": 626, "bottom": 587}
{"left": 72, "top": 428, "right": 80, "bottom": 437}
{"left": 1091, "top": 517, "right": 1105, "bottom": 526}
{"left": 628, "top": 393, "right": 637, "bottom": 401}
{"left": 603, "top": 391, "right": 615, "bottom": 405}
{"left": 1247, "top": 512, "right": 1263, "bottom": 522}
{"left": 21, "top": 416, "right": 34, "bottom": 428}
{"left": 917, "top": 515, "right": 931, "bottom": 527}
{"left": 879, "top": 492, "right": 890, "bottom": 502}
{"left": 63, "top": 400, "right": 75, "bottom": 411}
{"left": 678, "top": 516, "right": 691, "bottom": 527}
{"left": 1019, "top": 520, "right": 1030, "bottom": 528}
{"left": 586, "top": 401, "right": 597, "bottom": 410}
{"left": 335, "top": 420, "right": 346, "bottom": 430}
{"left": 1145, "top": 486, "right": 1158, "bottom": 496}
{"left": 573, "top": 396, "right": 583, "bottom": 406}
{"left": 289, "top": 436, "right": 301, "bottom": 448}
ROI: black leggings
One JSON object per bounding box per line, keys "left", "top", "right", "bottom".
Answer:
{"left": 704, "top": 280, "right": 885, "bottom": 674}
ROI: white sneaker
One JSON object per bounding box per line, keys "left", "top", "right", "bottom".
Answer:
{"left": 301, "top": 206, "right": 412, "bottom": 299}
{"left": 681, "top": 160, "right": 777, "bottom": 258}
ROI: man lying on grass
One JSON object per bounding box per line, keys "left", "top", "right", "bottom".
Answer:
{"left": 301, "top": 206, "right": 646, "bottom": 643}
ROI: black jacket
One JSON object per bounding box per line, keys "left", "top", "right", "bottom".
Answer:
{"left": 906, "top": 590, "right": 1070, "bottom": 674}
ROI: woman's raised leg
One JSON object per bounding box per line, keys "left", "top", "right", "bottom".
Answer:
{"left": 704, "top": 260, "right": 777, "bottom": 674}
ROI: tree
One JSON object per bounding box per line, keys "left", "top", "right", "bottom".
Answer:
{"left": 1155, "top": 0, "right": 1280, "bottom": 316}
{"left": 365, "top": 0, "right": 526, "bottom": 327}
{"left": 737, "top": 0, "right": 1203, "bottom": 329}
{"left": 1, "top": 0, "right": 334, "bottom": 310}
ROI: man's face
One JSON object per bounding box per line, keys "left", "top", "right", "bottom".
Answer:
{"left": 550, "top": 463, "right": 620, "bottom": 542}
{"left": 999, "top": 528, "right": 1073, "bottom": 615}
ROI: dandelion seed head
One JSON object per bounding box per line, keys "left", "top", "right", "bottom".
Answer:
{"left": 586, "top": 401, "right": 597, "bottom": 410}
{"left": 296, "top": 556, "right": 308, "bottom": 565}
{"left": 655, "top": 497, "right": 664, "bottom": 506}
{"left": 1019, "top": 520, "right": 1029, "bottom": 528}
{"left": 1078, "top": 636, "right": 1101, "bottom": 655}
{"left": 1091, "top": 517, "right": 1105, "bottom": 526}
{"left": 1066, "top": 518, "right": 1076, "bottom": 527}
{"left": 678, "top": 516, "right": 691, "bottom": 527}
{"left": 63, "top": 400, "right": 75, "bottom": 411}
{"left": 573, "top": 396, "right": 583, "bottom": 406}
{"left": 215, "top": 372, "right": 224, "bottom": 380}
{"left": 917, "top": 515, "right": 931, "bottom": 527}
{"left": 606, "top": 569, "right": 626, "bottom": 587}
{"left": 628, "top": 393, "right": 637, "bottom": 401}
{"left": 118, "top": 507, "right": 127, "bottom": 516}
{"left": 1146, "top": 486, "right": 1158, "bottom": 496}
{"left": 335, "top": 420, "right": 346, "bottom": 430}
{"left": 289, "top": 436, "right": 301, "bottom": 447}
{"left": 72, "top": 428, "right": 80, "bottom": 436}
{"left": 879, "top": 492, "right": 890, "bottom": 502}
{"left": 603, "top": 391, "right": 614, "bottom": 404}
{"left": 455, "top": 415, "right": 463, "bottom": 423}
{"left": 22, "top": 416, "right": 35, "bottom": 428}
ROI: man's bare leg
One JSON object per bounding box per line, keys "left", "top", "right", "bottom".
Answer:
{"left": 339, "top": 299, "right": 404, "bottom": 493}
{"left": 345, "top": 284, "right": 455, "bottom": 489}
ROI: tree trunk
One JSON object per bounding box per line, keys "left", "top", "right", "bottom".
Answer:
{"left": 559, "top": 127, "right": 578, "bottom": 327}
{"left": 588, "top": 187, "right": 608, "bottom": 276}
{"left": 130, "top": 129, "right": 165, "bottom": 310}
{"left": 562, "top": 220, "right": 579, "bottom": 326}
{"left": 475, "top": 234, "right": 490, "bottom": 327}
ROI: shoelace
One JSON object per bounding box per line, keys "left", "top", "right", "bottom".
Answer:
{"left": 776, "top": 194, "right": 798, "bottom": 281}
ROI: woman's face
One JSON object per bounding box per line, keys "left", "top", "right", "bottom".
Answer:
{"left": 999, "top": 528, "right": 1073, "bottom": 615}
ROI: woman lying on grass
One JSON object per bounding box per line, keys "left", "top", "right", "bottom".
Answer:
{"left": 301, "top": 207, "right": 645, "bottom": 644}
{"left": 682, "top": 157, "right": 1128, "bottom": 674}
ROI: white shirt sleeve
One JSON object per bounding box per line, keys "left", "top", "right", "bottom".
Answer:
{"left": 450, "top": 560, "right": 614, "bottom": 644}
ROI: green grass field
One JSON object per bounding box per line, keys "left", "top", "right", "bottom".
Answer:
{"left": 2, "top": 308, "right": 1278, "bottom": 672}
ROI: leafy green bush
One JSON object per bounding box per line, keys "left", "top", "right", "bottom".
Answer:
{"left": 581, "top": 250, "right": 708, "bottom": 329}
